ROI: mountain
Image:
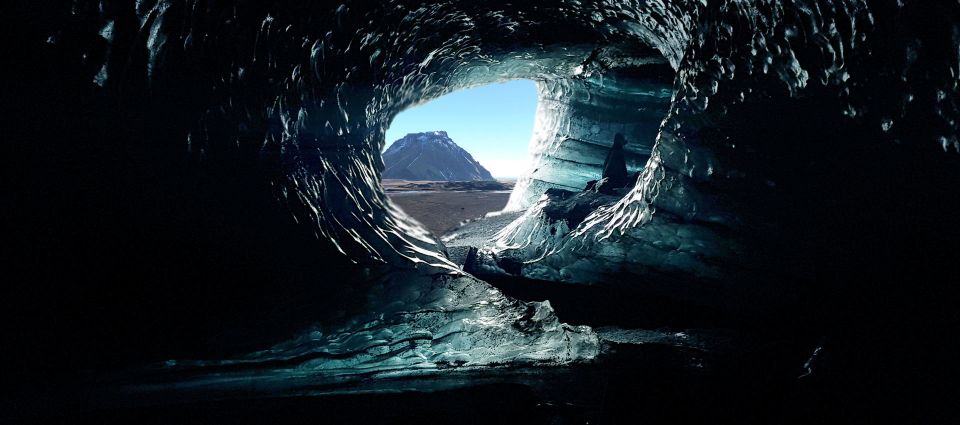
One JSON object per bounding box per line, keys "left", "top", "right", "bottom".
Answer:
{"left": 382, "top": 131, "right": 494, "bottom": 181}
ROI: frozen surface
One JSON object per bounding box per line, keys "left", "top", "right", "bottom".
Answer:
{"left": 506, "top": 72, "right": 673, "bottom": 209}
{"left": 67, "top": 0, "right": 960, "bottom": 376}
{"left": 100, "top": 0, "right": 960, "bottom": 284}
{"left": 160, "top": 272, "right": 598, "bottom": 381}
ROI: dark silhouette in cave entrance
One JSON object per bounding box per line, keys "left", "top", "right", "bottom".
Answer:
{"left": 379, "top": 81, "right": 536, "bottom": 236}
{"left": 602, "top": 133, "right": 630, "bottom": 188}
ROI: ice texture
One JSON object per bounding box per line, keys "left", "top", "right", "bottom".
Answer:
{"left": 507, "top": 72, "right": 673, "bottom": 209}
{"left": 162, "top": 272, "right": 599, "bottom": 381}
{"left": 67, "top": 0, "right": 960, "bottom": 374}
{"left": 101, "top": 0, "right": 958, "bottom": 276}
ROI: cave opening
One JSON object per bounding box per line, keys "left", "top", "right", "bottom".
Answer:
{"left": 381, "top": 80, "right": 538, "bottom": 236}
{"left": 375, "top": 62, "right": 678, "bottom": 282}
{"left": 13, "top": 2, "right": 960, "bottom": 422}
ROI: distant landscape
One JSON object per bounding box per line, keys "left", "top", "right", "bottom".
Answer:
{"left": 382, "top": 179, "right": 513, "bottom": 192}
{"left": 381, "top": 131, "right": 515, "bottom": 234}
{"left": 384, "top": 179, "right": 515, "bottom": 235}
{"left": 382, "top": 131, "right": 494, "bottom": 181}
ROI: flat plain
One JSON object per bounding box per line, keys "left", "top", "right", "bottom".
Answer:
{"left": 384, "top": 179, "right": 515, "bottom": 235}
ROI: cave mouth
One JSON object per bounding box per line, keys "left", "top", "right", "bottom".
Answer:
{"left": 381, "top": 80, "right": 538, "bottom": 237}
{"left": 375, "top": 62, "right": 678, "bottom": 276}
{"left": 375, "top": 63, "right": 677, "bottom": 274}
{"left": 13, "top": 2, "right": 960, "bottom": 422}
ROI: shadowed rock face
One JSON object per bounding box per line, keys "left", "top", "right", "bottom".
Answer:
{"left": 7, "top": 0, "right": 960, "bottom": 409}
{"left": 383, "top": 131, "right": 494, "bottom": 181}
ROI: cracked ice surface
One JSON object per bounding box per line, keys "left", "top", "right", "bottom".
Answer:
{"left": 162, "top": 273, "right": 598, "bottom": 381}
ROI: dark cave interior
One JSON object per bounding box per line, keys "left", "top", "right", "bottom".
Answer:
{"left": 4, "top": 1, "right": 960, "bottom": 423}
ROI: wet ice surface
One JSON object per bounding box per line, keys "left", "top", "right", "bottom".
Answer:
{"left": 146, "top": 272, "right": 598, "bottom": 390}
{"left": 85, "top": 323, "right": 814, "bottom": 425}
{"left": 65, "top": 0, "right": 960, "bottom": 405}
{"left": 109, "top": 335, "right": 753, "bottom": 425}
{"left": 123, "top": 324, "right": 749, "bottom": 410}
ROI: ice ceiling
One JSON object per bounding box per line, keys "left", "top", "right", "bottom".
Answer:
{"left": 52, "top": 0, "right": 960, "bottom": 381}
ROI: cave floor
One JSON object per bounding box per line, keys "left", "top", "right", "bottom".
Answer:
{"left": 18, "top": 202, "right": 840, "bottom": 424}
{"left": 26, "top": 328, "right": 819, "bottom": 425}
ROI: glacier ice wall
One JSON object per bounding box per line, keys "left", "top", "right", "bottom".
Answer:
{"left": 507, "top": 67, "right": 675, "bottom": 210}
{"left": 84, "top": 0, "right": 960, "bottom": 277}
{"left": 32, "top": 0, "right": 960, "bottom": 373}
{"left": 482, "top": 0, "right": 960, "bottom": 304}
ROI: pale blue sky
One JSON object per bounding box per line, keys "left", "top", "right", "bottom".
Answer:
{"left": 384, "top": 80, "right": 539, "bottom": 178}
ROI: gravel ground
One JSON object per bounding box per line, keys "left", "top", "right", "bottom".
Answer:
{"left": 440, "top": 210, "right": 525, "bottom": 248}
{"left": 387, "top": 191, "right": 513, "bottom": 235}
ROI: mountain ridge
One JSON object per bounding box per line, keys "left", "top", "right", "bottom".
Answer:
{"left": 382, "top": 131, "right": 494, "bottom": 181}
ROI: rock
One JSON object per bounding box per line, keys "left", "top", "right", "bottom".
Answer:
{"left": 382, "top": 131, "right": 494, "bottom": 181}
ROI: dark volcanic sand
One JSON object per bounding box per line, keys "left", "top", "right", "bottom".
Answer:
{"left": 388, "top": 190, "right": 512, "bottom": 235}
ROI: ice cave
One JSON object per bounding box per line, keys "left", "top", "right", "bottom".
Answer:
{"left": 5, "top": 0, "right": 960, "bottom": 423}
